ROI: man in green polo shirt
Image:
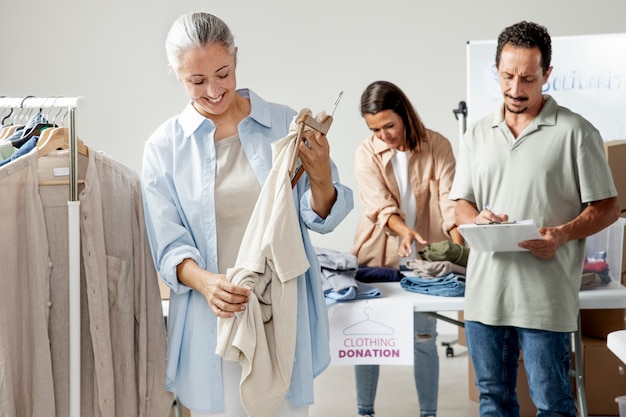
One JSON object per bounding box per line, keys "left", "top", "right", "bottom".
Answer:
{"left": 450, "top": 21, "right": 620, "bottom": 417}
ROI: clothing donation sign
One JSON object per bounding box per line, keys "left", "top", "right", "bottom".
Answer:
{"left": 327, "top": 299, "right": 413, "bottom": 365}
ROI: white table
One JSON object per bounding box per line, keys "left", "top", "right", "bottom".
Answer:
{"left": 160, "top": 282, "right": 626, "bottom": 318}
{"left": 373, "top": 280, "right": 626, "bottom": 311}
{"left": 608, "top": 330, "right": 626, "bottom": 364}
{"left": 372, "top": 281, "right": 626, "bottom": 417}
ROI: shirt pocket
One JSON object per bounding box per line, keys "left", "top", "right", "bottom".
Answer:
{"left": 106, "top": 255, "right": 132, "bottom": 315}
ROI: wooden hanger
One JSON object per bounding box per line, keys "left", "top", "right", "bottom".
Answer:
{"left": 289, "top": 112, "right": 333, "bottom": 188}
{"left": 0, "top": 125, "right": 21, "bottom": 140}
{"left": 36, "top": 126, "right": 89, "bottom": 158}
{"left": 37, "top": 127, "right": 89, "bottom": 186}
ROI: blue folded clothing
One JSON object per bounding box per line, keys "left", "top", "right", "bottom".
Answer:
{"left": 324, "top": 281, "right": 382, "bottom": 305}
{"left": 355, "top": 266, "right": 403, "bottom": 283}
{"left": 400, "top": 273, "right": 465, "bottom": 297}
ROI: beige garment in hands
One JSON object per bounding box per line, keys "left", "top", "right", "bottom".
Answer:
{"left": 216, "top": 110, "right": 320, "bottom": 417}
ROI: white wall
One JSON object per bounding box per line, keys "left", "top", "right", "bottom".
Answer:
{"left": 2, "top": 0, "right": 625, "bottom": 252}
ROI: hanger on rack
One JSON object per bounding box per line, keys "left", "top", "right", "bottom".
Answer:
{"left": 37, "top": 126, "right": 89, "bottom": 158}
{"left": 18, "top": 122, "right": 56, "bottom": 142}
{"left": 0, "top": 124, "right": 20, "bottom": 140}
{"left": 0, "top": 107, "right": 20, "bottom": 140}
{"left": 0, "top": 96, "right": 34, "bottom": 140}
{"left": 19, "top": 97, "right": 57, "bottom": 142}
{"left": 37, "top": 127, "right": 89, "bottom": 186}
{"left": 0, "top": 106, "right": 15, "bottom": 135}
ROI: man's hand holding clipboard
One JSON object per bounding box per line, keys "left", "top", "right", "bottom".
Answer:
{"left": 458, "top": 219, "right": 542, "bottom": 252}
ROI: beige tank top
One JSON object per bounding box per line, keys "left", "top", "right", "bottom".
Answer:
{"left": 214, "top": 134, "right": 261, "bottom": 274}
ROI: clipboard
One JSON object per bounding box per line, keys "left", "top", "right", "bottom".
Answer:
{"left": 457, "top": 219, "right": 542, "bottom": 252}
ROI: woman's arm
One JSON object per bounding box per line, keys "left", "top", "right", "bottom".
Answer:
{"left": 449, "top": 226, "right": 464, "bottom": 245}
{"left": 298, "top": 129, "right": 336, "bottom": 219}
{"left": 354, "top": 139, "right": 401, "bottom": 228}
{"left": 387, "top": 214, "right": 428, "bottom": 257}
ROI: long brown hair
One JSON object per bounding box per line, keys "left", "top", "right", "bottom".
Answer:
{"left": 360, "top": 80, "right": 427, "bottom": 152}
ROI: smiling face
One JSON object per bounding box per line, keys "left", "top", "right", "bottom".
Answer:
{"left": 177, "top": 42, "right": 237, "bottom": 119}
{"left": 497, "top": 43, "right": 552, "bottom": 117}
{"left": 364, "top": 109, "right": 407, "bottom": 151}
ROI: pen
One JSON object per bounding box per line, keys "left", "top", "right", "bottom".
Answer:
{"left": 482, "top": 203, "right": 507, "bottom": 223}
{"left": 482, "top": 204, "right": 516, "bottom": 224}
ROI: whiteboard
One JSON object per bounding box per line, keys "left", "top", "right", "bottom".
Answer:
{"left": 466, "top": 33, "right": 626, "bottom": 141}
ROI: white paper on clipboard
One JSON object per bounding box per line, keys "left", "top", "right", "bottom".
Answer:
{"left": 458, "top": 219, "right": 542, "bottom": 252}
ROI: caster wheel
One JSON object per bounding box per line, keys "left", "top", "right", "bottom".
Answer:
{"left": 446, "top": 346, "right": 454, "bottom": 357}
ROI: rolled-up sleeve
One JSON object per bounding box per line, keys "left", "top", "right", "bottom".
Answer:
{"left": 299, "top": 160, "right": 353, "bottom": 233}
{"left": 354, "top": 140, "right": 401, "bottom": 233}
{"left": 141, "top": 132, "right": 202, "bottom": 294}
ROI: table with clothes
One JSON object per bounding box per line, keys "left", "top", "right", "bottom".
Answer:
{"left": 159, "top": 244, "right": 626, "bottom": 417}
{"left": 315, "top": 241, "right": 469, "bottom": 304}
{"left": 315, "top": 242, "right": 626, "bottom": 417}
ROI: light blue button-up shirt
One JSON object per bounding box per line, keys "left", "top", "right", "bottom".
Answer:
{"left": 141, "top": 89, "right": 353, "bottom": 413}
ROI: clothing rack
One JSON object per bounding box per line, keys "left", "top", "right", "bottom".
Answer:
{"left": 0, "top": 96, "right": 86, "bottom": 417}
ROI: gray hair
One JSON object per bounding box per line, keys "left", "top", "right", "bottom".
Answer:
{"left": 165, "top": 12, "right": 237, "bottom": 74}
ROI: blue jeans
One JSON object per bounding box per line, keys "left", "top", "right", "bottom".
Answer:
{"left": 355, "top": 312, "right": 438, "bottom": 417}
{"left": 465, "top": 321, "right": 576, "bottom": 417}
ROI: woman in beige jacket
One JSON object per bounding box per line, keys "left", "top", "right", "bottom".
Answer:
{"left": 351, "top": 80, "right": 462, "bottom": 417}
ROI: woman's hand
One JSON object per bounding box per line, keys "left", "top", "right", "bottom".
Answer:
{"left": 299, "top": 129, "right": 332, "bottom": 185}
{"left": 398, "top": 230, "right": 428, "bottom": 257}
{"left": 177, "top": 259, "right": 250, "bottom": 318}
{"left": 198, "top": 272, "right": 251, "bottom": 318}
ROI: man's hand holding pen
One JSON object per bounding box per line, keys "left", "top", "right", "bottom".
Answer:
{"left": 476, "top": 204, "right": 510, "bottom": 225}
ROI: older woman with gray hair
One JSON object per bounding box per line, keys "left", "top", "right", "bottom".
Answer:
{"left": 141, "top": 12, "right": 353, "bottom": 417}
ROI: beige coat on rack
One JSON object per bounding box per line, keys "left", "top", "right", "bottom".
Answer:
{"left": 0, "top": 146, "right": 173, "bottom": 417}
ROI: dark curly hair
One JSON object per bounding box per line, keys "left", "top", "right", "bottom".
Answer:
{"left": 495, "top": 21, "right": 552, "bottom": 75}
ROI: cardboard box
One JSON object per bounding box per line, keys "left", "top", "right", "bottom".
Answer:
{"left": 573, "top": 336, "right": 626, "bottom": 416}
{"left": 581, "top": 308, "right": 626, "bottom": 339}
{"left": 467, "top": 353, "right": 537, "bottom": 417}
{"left": 605, "top": 140, "right": 626, "bottom": 213}
{"left": 457, "top": 311, "right": 466, "bottom": 346}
